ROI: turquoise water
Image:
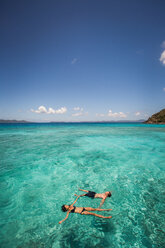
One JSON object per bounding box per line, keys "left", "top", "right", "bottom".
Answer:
{"left": 0, "top": 123, "right": 165, "bottom": 248}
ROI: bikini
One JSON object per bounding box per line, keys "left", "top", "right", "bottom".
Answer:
{"left": 81, "top": 208, "right": 86, "bottom": 214}
{"left": 69, "top": 206, "right": 86, "bottom": 214}
{"left": 70, "top": 206, "right": 76, "bottom": 213}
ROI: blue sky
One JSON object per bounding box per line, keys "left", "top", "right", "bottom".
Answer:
{"left": 0, "top": 0, "right": 165, "bottom": 121}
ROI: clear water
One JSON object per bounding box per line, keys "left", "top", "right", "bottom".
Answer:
{"left": 0, "top": 123, "right": 165, "bottom": 248}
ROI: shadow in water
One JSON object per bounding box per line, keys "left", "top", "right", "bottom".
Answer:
{"left": 60, "top": 229, "right": 81, "bottom": 248}
{"left": 93, "top": 219, "right": 116, "bottom": 234}
{"left": 58, "top": 223, "right": 113, "bottom": 248}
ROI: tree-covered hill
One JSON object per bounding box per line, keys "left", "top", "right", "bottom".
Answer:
{"left": 144, "top": 109, "right": 165, "bottom": 124}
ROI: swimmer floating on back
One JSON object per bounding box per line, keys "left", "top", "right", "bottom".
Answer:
{"left": 74, "top": 188, "right": 112, "bottom": 208}
{"left": 59, "top": 196, "right": 112, "bottom": 224}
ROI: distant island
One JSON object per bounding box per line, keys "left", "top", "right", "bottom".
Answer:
{"left": 144, "top": 109, "right": 165, "bottom": 124}
{"left": 0, "top": 119, "right": 145, "bottom": 124}
{"left": 0, "top": 119, "right": 30, "bottom": 123}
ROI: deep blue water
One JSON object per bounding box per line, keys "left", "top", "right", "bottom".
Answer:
{"left": 0, "top": 123, "right": 165, "bottom": 248}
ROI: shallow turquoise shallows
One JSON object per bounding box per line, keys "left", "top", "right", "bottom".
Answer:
{"left": 0, "top": 123, "right": 165, "bottom": 248}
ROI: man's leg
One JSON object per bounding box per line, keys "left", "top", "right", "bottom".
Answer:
{"left": 79, "top": 188, "right": 89, "bottom": 192}
{"left": 74, "top": 193, "right": 86, "bottom": 197}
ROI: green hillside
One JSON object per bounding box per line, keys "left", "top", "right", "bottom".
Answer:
{"left": 144, "top": 109, "right": 165, "bottom": 124}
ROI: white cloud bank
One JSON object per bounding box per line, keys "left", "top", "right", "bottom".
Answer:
{"left": 160, "top": 50, "right": 165, "bottom": 65}
{"left": 72, "top": 112, "right": 83, "bottom": 117}
{"left": 73, "top": 107, "right": 83, "bottom": 111}
{"left": 108, "top": 110, "right": 127, "bottom": 118}
{"left": 96, "top": 110, "right": 127, "bottom": 118}
{"left": 163, "top": 88, "right": 165, "bottom": 91}
{"left": 72, "top": 107, "right": 88, "bottom": 117}
{"left": 31, "top": 106, "right": 67, "bottom": 114}
{"left": 135, "top": 112, "right": 140, "bottom": 116}
{"left": 72, "top": 112, "right": 88, "bottom": 117}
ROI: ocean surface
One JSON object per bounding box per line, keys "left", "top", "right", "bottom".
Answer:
{"left": 0, "top": 123, "right": 165, "bottom": 248}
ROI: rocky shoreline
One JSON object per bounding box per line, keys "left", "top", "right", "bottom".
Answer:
{"left": 144, "top": 109, "right": 165, "bottom": 124}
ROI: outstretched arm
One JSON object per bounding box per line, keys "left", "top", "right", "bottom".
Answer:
{"left": 70, "top": 195, "right": 81, "bottom": 207}
{"left": 99, "top": 199, "right": 105, "bottom": 209}
{"left": 74, "top": 193, "right": 86, "bottom": 197}
{"left": 59, "top": 211, "right": 70, "bottom": 224}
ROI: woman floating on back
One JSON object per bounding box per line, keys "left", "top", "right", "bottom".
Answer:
{"left": 59, "top": 195, "right": 112, "bottom": 224}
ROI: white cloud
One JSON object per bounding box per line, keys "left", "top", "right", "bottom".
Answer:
{"left": 72, "top": 107, "right": 85, "bottom": 116}
{"left": 47, "top": 107, "right": 55, "bottom": 114}
{"left": 31, "top": 106, "right": 67, "bottom": 114}
{"left": 72, "top": 112, "right": 83, "bottom": 117}
{"left": 55, "top": 107, "right": 67, "bottom": 114}
{"left": 160, "top": 50, "right": 165, "bottom": 65}
{"left": 107, "top": 110, "right": 127, "bottom": 118}
{"left": 73, "top": 107, "right": 83, "bottom": 111}
{"left": 161, "top": 41, "right": 165, "bottom": 49}
{"left": 163, "top": 88, "right": 165, "bottom": 91}
{"left": 73, "top": 107, "right": 80, "bottom": 111}
{"left": 135, "top": 112, "right": 140, "bottom": 116}
{"left": 71, "top": 58, "right": 78, "bottom": 64}
{"left": 31, "top": 105, "right": 47, "bottom": 114}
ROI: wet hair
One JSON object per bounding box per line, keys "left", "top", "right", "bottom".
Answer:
{"left": 108, "top": 192, "right": 112, "bottom": 197}
{"left": 61, "top": 205, "right": 67, "bottom": 212}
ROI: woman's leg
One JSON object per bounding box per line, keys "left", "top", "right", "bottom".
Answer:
{"left": 84, "top": 207, "right": 112, "bottom": 211}
{"left": 82, "top": 211, "right": 112, "bottom": 219}
{"left": 79, "top": 188, "right": 89, "bottom": 192}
